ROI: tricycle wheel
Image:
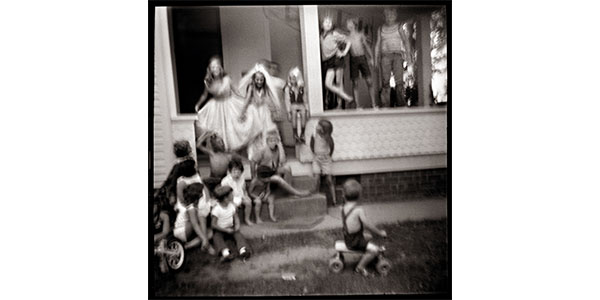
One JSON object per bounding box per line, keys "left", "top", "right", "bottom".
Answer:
{"left": 375, "top": 258, "right": 391, "bottom": 276}
{"left": 328, "top": 257, "right": 344, "bottom": 273}
{"left": 166, "top": 238, "right": 185, "bottom": 270}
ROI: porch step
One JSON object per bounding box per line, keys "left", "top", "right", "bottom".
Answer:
{"left": 261, "top": 192, "right": 327, "bottom": 221}
{"left": 291, "top": 176, "right": 318, "bottom": 192}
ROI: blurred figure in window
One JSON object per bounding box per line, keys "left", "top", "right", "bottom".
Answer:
{"left": 346, "top": 18, "right": 377, "bottom": 109}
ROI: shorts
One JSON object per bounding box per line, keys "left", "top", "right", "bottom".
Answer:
{"left": 344, "top": 231, "right": 368, "bottom": 251}
{"left": 322, "top": 55, "right": 344, "bottom": 70}
{"left": 349, "top": 55, "right": 371, "bottom": 80}
{"left": 312, "top": 153, "right": 332, "bottom": 175}
{"left": 173, "top": 225, "right": 188, "bottom": 242}
{"left": 233, "top": 195, "right": 242, "bottom": 207}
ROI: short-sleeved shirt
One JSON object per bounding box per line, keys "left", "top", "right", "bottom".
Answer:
{"left": 221, "top": 174, "right": 246, "bottom": 207}
{"left": 211, "top": 202, "right": 236, "bottom": 229}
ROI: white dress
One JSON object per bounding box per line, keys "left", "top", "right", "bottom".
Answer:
{"left": 196, "top": 76, "right": 264, "bottom": 151}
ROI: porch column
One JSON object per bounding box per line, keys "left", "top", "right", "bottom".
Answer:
{"left": 417, "top": 13, "right": 433, "bottom": 107}
{"left": 299, "top": 5, "right": 324, "bottom": 116}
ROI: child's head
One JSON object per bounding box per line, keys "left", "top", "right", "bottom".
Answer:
{"left": 173, "top": 140, "right": 192, "bottom": 158}
{"left": 180, "top": 159, "right": 197, "bottom": 178}
{"left": 183, "top": 182, "right": 204, "bottom": 206}
{"left": 208, "top": 56, "right": 223, "bottom": 77}
{"left": 346, "top": 18, "right": 358, "bottom": 31}
{"left": 322, "top": 15, "right": 334, "bottom": 31}
{"left": 342, "top": 179, "right": 362, "bottom": 202}
{"left": 209, "top": 133, "right": 226, "bottom": 152}
{"left": 384, "top": 8, "right": 398, "bottom": 25}
{"left": 287, "top": 67, "right": 304, "bottom": 88}
{"left": 253, "top": 71, "right": 265, "bottom": 89}
{"left": 256, "top": 165, "right": 275, "bottom": 182}
{"left": 316, "top": 119, "right": 333, "bottom": 137}
{"left": 228, "top": 157, "right": 244, "bottom": 180}
{"left": 202, "top": 177, "right": 222, "bottom": 197}
{"left": 266, "top": 130, "right": 280, "bottom": 150}
{"left": 214, "top": 185, "right": 233, "bottom": 205}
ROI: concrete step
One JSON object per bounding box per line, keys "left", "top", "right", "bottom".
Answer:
{"left": 262, "top": 192, "right": 327, "bottom": 221}
{"left": 291, "top": 175, "right": 318, "bottom": 192}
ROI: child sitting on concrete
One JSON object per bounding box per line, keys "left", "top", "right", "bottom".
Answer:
{"left": 251, "top": 131, "right": 310, "bottom": 198}
{"left": 211, "top": 185, "right": 251, "bottom": 262}
{"left": 153, "top": 196, "right": 171, "bottom": 273}
{"left": 174, "top": 183, "right": 216, "bottom": 254}
{"left": 248, "top": 165, "right": 277, "bottom": 223}
{"left": 341, "top": 179, "right": 387, "bottom": 277}
{"left": 221, "top": 157, "right": 254, "bottom": 226}
{"left": 197, "top": 131, "right": 243, "bottom": 180}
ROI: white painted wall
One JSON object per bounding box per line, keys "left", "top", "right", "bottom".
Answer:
{"left": 220, "top": 7, "right": 272, "bottom": 84}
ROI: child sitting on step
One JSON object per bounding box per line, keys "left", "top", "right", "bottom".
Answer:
{"left": 341, "top": 179, "right": 387, "bottom": 277}
{"left": 221, "top": 157, "right": 254, "bottom": 226}
{"left": 248, "top": 165, "right": 277, "bottom": 223}
{"left": 174, "top": 183, "right": 216, "bottom": 254}
{"left": 211, "top": 185, "right": 251, "bottom": 262}
{"left": 197, "top": 131, "right": 243, "bottom": 180}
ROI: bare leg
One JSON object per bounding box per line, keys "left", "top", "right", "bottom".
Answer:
{"left": 325, "top": 174, "right": 337, "bottom": 205}
{"left": 254, "top": 199, "right": 263, "bottom": 224}
{"left": 356, "top": 249, "right": 378, "bottom": 273}
{"left": 291, "top": 109, "right": 298, "bottom": 141}
{"left": 325, "top": 69, "right": 353, "bottom": 102}
{"left": 270, "top": 175, "right": 310, "bottom": 197}
{"left": 267, "top": 194, "right": 277, "bottom": 222}
{"left": 243, "top": 197, "right": 254, "bottom": 226}
{"left": 351, "top": 79, "right": 360, "bottom": 108}
{"left": 300, "top": 110, "right": 307, "bottom": 141}
{"left": 365, "top": 76, "right": 377, "bottom": 109}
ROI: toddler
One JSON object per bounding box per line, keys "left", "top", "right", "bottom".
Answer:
{"left": 221, "top": 158, "right": 254, "bottom": 226}
{"left": 310, "top": 119, "right": 337, "bottom": 205}
{"left": 340, "top": 179, "right": 387, "bottom": 277}
{"left": 284, "top": 67, "right": 309, "bottom": 143}
{"left": 211, "top": 185, "right": 251, "bottom": 262}
{"left": 248, "top": 165, "right": 277, "bottom": 223}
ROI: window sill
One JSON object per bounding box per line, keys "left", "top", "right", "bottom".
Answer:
{"left": 311, "top": 105, "right": 447, "bottom": 118}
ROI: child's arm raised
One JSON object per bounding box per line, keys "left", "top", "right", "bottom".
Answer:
{"left": 154, "top": 212, "right": 171, "bottom": 243}
{"left": 337, "top": 32, "right": 352, "bottom": 57}
{"left": 196, "top": 133, "right": 214, "bottom": 156}
{"left": 358, "top": 208, "right": 387, "bottom": 238}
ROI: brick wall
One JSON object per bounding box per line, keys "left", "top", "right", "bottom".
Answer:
{"left": 328, "top": 168, "right": 447, "bottom": 204}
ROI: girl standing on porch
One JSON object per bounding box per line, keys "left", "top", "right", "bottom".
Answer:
{"left": 195, "top": 56, "right": 263, "bottom": 152}
{"left": 320, "top": 15, "right": 353, "bottom": 108}
{"left": 238, "top": 63, "right": 284, "bottom": 160}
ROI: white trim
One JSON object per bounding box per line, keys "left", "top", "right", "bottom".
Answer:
{"left": 310, "top": 106, "right": 447, "bottom": 118}
{"left": 287, "top": 154, "right": 447, "bottom": 177}
{"left": 155, "top": 7, "right": 179, "bottom": 120}
{"left": 299, "top": 5, "right": 324, "bottom": 116}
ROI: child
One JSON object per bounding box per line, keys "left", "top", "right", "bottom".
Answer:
{"left": 211, "top": 185, "right": 251, "bottom": 262}
{"left": 340, "top": 179, "right": 387, "bottom": 277}
{"left": 221, "top": 158, "right": 254, "bottom": 226}
{"left": 320, "top": 15, "right": 353, "bottom": 107}
{"left": 175, "top": 159, "right": 202, "bottom": 211}
{"left": 153, "top": 197, "right": 171, "bottom": 273}
{"left": 346, "top": 18, "right": 377, "bottom": 109}
{"left": 251, "top": 131, "right": 310, "bottom": 198}
{"left": 154, "top": 140, "right": 194, "bottom": 213}
{"left": 196, "top": 131, "right": 243, "bottom": 179}
{"left": 173, "top": 183, "right": 216, "bottom": 254}
{"left": 284, "top": 67, "right": 309, "bottom": 143}
{"left": 195, "top": 56, "right": 263, "bottom": 152}
{"left": 374, "top": 8, "right": 414, "bottom": 107}
{"left": 248, "top": 166, "right": 277, "bottom": 223}
{"left": 310, "top": 119, "right": 337, "bottom": 205}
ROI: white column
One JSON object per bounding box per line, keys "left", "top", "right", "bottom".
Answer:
{"left": 299, "top": 5, "right": 323, "bottom": 116}
{"left": 155, "top": 7, "right": 179, "bottom": 119}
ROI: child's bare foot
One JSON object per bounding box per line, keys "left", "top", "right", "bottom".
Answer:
{"left": 256, "top": 217, "right": 264, "bottom": 224}
{"left": 294, "top": 190, "right": 311, "bottom": 198}
{"left": 207, "top": 246, "right": 217, "bottom": 256}
{"left": 269, "top": 215, "right": 278, "bottom": 222}
{"left": 245, "top": 218, "right": 254, "bottom": 226}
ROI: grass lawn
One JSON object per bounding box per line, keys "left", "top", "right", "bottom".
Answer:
{"left": 152, "top": 219, "right": 448, "bottom": 297}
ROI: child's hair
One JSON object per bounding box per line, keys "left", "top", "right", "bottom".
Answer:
{"left": 342, "top": 179, "right": 362, "bottom": 201}
{"left": 346, "top": 17, "right": 358, "bottom": 28}
{"left": 228, "top": 157, "right": 244, "bottom": 173}
{"left": 205, "top": 55, "right": 226, "bottom": 84}
{"left": 183, "top": 183, "right": 204, "bottom": 206}
{"left": 318, "top": 119, "right": 333, "bottom": 136}
{"left": 180, "top": 159, "right": 197, "bottom": 177}
{"left": 213, "top": 185, "right": 233, "bottom": 202}
{"left": 202, "top": 177, "right": 222, "bottom": 195}
{"left": 257, "top": 165, "right": 276, "bottom": 179}
{"left": 287, "top": 67, "right": 305, "bottom": 88}
{"left": 173, "top": 140, "right": 192, "bottom": 158}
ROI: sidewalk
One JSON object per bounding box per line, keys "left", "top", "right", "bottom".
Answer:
{"left": 240, "top": 197, "right": 447, "bottom": 239}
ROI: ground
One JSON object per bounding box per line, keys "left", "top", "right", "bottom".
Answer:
{"left": 152, "top": 219, "right": 448, "bottom": 297}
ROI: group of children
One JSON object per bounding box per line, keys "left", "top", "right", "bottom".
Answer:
{"left": 320, "top": 8, "right": 416, "bottom": 109}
